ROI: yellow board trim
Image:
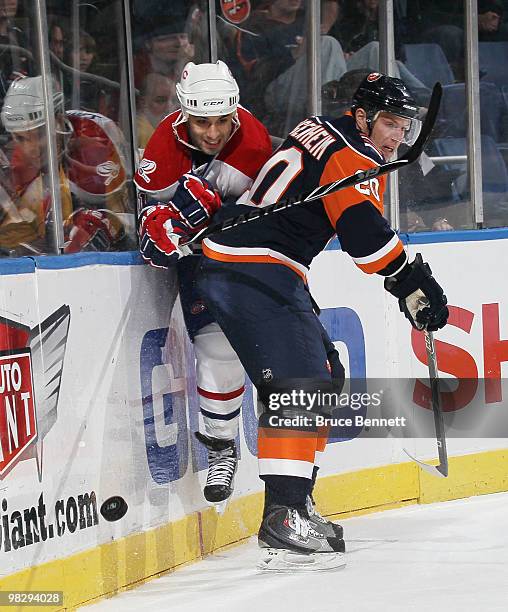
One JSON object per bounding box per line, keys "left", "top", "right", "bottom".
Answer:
{"left": 418, "top": 448, "right": 508, "bottom": 504}
{"left": 2, "top": 448, "right": 507, "bottom": 611}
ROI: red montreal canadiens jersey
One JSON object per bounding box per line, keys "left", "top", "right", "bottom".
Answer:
{"left": 203, "top": 113, "right": 406, "bottom": 281}
{"left": 134, "top": 107, "right": 272, "bottom": 202}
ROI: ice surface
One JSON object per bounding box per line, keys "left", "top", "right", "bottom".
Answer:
{"left": 86, "top": 492, "right": 508, "bottom": 612}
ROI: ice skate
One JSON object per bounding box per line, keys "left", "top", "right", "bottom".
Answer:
{"left": 257, "top": 504, "right": 346, "bottom": 572}
{"left": 306, "top": 495, "right": 344, "bottom": 541}
{"left": 195, "top": 432, "right": 237, "bottom": 514}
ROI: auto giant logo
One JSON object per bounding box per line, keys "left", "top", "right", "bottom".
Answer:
{"left": 0, "top": 349, "right": 36, "bottom": 477}
{"left": 0, "top": 306, "right": 70, "bottom": 481}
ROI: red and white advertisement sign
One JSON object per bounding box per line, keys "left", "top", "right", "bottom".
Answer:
{"left": 0, "top": 350, "right": 37, "bottom": 476}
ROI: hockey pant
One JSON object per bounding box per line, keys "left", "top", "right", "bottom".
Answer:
{"left": 197, "top": 258, "right": 344, "bottom": 505}
{"left": 178, "top": 255, "right": 245, "bottom": 440}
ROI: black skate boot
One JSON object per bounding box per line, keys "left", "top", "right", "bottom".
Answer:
{"left": 306, "top": 495, "right": 344, "bottom": 542}
{"left": 195, "top": 432, "right": 237, "bottom": 514}
{"left": 257, "top": 504, "right": 346, "bottom": 572}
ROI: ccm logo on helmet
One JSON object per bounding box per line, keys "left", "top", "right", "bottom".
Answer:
{"left": 354, "top": 177, "right": 380, "bottom": 201}
{"left": 203, "top": 100, "right": 224, "bottom": 106}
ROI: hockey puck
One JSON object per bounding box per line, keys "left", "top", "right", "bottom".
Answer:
{"left": 100, "top": 496, "right": 128, "bottom": 522}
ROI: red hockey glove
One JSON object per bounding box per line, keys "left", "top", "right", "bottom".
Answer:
{"left": 169, "top": 173, "right": 222, "bottom": 229}
{"left": 64, "top": 208, "right": 125, "bottom": 253}
{"left": 138, "top": 204, "right": 192, "bottom": 269}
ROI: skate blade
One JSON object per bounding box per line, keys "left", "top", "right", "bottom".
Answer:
{"left": 257, "top": 548, "right": 346, "bottom": 573}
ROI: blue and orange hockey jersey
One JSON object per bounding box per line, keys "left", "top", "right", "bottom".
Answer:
{"left": 203, "top": 112, "right": 407, "bottom": 281}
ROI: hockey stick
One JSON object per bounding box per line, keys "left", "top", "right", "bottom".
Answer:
{"left": 184, "top": 82, "right": 442, "bottom": 246}
{"left": 404, "top": 300, "right": 448, "bottom": 477}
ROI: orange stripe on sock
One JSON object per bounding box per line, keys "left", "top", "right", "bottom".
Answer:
{"left": 258, "top": 427, "right": 318, "bottom": 463}
{"left": 316, "top": 425, "right": 330, "bottom": 452}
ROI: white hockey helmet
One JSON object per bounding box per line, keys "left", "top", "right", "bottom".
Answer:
{"left": 176, "top": 60, "right": 239, "bottom": 118}
{"left": 1, "top": 75, "right": 64, "bottom": 133}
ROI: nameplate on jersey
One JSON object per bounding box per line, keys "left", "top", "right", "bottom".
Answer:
{"left": 289, "top": 119, "right": 336, "bottom": 160}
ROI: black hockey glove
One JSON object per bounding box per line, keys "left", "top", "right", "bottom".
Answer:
{"left": 384, "top": 253, "right": 449, "bottom": 332}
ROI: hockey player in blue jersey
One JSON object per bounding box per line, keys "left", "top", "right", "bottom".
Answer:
{"left": 192, "top": 72, "right": 449, "bottom": 570}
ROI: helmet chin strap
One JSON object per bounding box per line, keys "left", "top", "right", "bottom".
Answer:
{"left": 56, "top": 116, "right": 74, "bottom": 160}
{"left": 353, "top": 107, "right": 375, "bottom": 138}
{"left": 364, "top": 108, "right": 380, "bottom": 136}
{"left": 57, "top": 115, "right": 74, "bottom": 138}
{"left": 171, "top": 110, "right": 241, "bottom": 153}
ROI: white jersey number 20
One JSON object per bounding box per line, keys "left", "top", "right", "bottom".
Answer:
{"left": 241, "top": 147, "right": 303, "bottom": 208}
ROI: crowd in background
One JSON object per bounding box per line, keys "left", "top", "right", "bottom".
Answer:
{"left": 1, "top": 0, "right": 508, "bottom": 257}
{"left": 213, "top": 0, "right": 508, "bottom": 232}
{"left": 0, "top": 0, "right": 136, "bottom": 257}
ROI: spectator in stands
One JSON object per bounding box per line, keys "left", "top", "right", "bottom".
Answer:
{"left": 71, "top": 30, "right": 96, "bottom": 74}
{"left": 0, "top": 0, "right": 31, "bottom": 101}
{"left": 47, "top": 17, "right": 67, "bottom": 92}
{"left": 136, "top": 72, "right": 177, "bottom": 148}
{"left": 0, "top": 76, "right": 133, "bottom": 256}
{"left": 330, "top": 0, "right": 408, "bottom": 58}
{"left": 398, "top": 158, "right": 457, "bottom": 233}
{"left": 406, "top": 0, "right": 507, "bottom": 81}
{"left": 328, "top": 1, "right": 429, "bottom": 100}
{"left": 133, "top": 16, "right": 195, "bottom": 89}
{"left": 65, "top": 30, "right": 106, "bottom": 114}
{"left": 333, "top": 0, "right": 379, "bottom": 54}
{"left": 478, "top": 0, "right": 508, "bottom": 41}
{"left": 233, "top": 0, "right": 348, "bottom": 134}
{"left": 233, "top": 0, "right": 428, "bottom": 135}
{"left": 49, "top": 19, "right": 65, "bottom": 62}
{"left": 321, "top": 0, "right": 342, "bottom": 34}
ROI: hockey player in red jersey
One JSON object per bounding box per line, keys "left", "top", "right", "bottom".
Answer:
{"left": 134, "top": 61, "right": 272, "bottom": 511}
{"left": 192, "top": 72, "right": 449, "bottom": 570}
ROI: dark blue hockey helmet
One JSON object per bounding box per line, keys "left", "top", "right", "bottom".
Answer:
{"left": 352, "top": 72, "right": 421, "bottom": 144}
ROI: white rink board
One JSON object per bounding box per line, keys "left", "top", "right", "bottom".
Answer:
{"left": 310, "top": 238, "right": 508, "bottom": 475}
{"left": 0, "top": 237, "right": 507, "bottom": 575}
